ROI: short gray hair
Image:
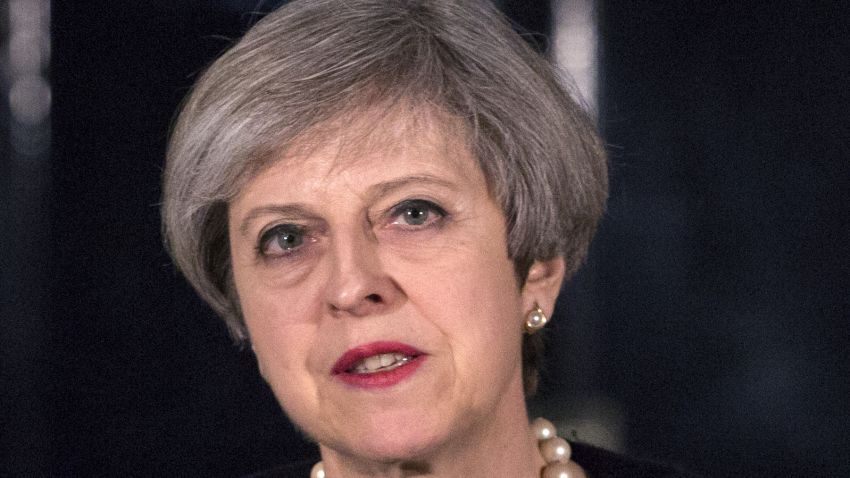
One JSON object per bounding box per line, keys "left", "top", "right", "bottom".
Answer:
{"left": 162, "top": 0, "right": 607, "bottom": 394}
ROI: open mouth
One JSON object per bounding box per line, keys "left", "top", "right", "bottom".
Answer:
{"left": 332, "top": 341, "right": 425, "bottom": 388}
{"left": 349, "top": 352, "right": 414, "bottom": 374}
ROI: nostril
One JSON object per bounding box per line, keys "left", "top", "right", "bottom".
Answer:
{"left": 365, "top": 293, "right": 382, "bottom": 303}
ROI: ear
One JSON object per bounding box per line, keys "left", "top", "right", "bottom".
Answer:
{"left": 520, "top": 256, "right": 566, "bottom": 318}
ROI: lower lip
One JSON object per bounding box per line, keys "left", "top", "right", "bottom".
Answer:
{"left": 335, "top": 355, "right": 426, "bottom": 389}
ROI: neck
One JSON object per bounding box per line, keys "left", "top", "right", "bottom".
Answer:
{"left": 317, "top": 374, "right": 543, "bottom": 477}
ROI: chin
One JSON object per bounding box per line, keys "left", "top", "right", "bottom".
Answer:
{"left": 332, "top": 409, "right": 452, "bottom": 462}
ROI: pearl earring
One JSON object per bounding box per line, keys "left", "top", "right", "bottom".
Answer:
{"left": 524, "top": 304, "right": 548, "bottom": 334}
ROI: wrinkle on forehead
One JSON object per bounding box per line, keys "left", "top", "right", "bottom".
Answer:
{"left": 277, "top": 100, "right": 474, "bottom": 181}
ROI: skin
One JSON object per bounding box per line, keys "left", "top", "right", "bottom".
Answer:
{"left": 228, "top": 109, "right": 566, "bottom": 477}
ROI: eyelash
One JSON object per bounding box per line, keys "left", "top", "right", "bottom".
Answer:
{"left": 255, "top": 199, "right": 448, "bottom": 260}
{"left": 386, "top": 199, "right": 447, "bottom": 230}
{"left": 257, "top": 224, "right": 308, "bottom": 259}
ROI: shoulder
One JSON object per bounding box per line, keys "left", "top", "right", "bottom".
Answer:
{"left": 571, "top": 441, "right": 698, "bottom": 478}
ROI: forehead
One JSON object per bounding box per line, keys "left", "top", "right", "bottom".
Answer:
{"left": 284, "top": 104, "right": 474, "bottom": 177}
{"left": 231, "top": 104, "right": 487, "bottom": 211}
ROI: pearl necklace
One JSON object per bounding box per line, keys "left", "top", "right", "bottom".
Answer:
{"left": 310, "top": 417, "right": 586, "bottom": 478}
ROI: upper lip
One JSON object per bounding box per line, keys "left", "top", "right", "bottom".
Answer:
{"left": 331, "top": 341, "right": 424, "bottom": 374}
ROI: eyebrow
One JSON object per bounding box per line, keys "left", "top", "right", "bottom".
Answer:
{"left": 238, "top": 204, "right": 316, "bottom": 238}
{"left": 238, "top": 174, "right": 460, "bottom": 237}
{"left": 365, "top": 174, "right": 460, "bottom": 198}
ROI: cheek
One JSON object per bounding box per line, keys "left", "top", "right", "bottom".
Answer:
{"left": 244, "top": 303, "right": 305, "bottom": 385}
{"left": 459, "top": 249, "right": 524, "bottom": 356}
{"left": 241, "top": 286, "right": 318, "bottom": 369}
{"left": 244, "top": 308, "right": 326, "bottom": 435}
{"left": 397, "top": 241, "right": 523, "bottom": 356}
{"left": 234, "top": 250, "right": 325, "bottom": 339}
{"left": 237, "top": 276, "right": 323, "bottom": 398}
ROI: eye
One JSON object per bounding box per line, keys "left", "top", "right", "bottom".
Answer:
{"left": 258, "top": 224, "right": 306, "bottom": 257}
{"left": 388, "top": 199, "right": 446, "bottom": 229}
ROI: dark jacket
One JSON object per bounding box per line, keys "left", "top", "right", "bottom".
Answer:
{"left": 243, "top": 441, "right": 696, "bottom": 477}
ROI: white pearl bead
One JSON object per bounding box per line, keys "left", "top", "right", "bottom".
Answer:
{"left": 526, "top": 310, "right": 546, "bottom": 328}
{"left": 310, "top": 461, "right": 325, "bottom": 478}
{"left": 540, "top": 436, "right": 572, "bottom": 463}
{"left": 542, "top": 460, "right": 586, "bottom": 478}
{"left": 531, "top": 417, "right": 557, "bottom": 441}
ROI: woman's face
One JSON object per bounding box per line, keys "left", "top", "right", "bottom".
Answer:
{"left": 228, "top": 113, "right": 551, "bottom": 461}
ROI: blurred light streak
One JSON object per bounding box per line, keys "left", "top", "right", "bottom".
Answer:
{"left": 553, "top": 0, "right": 598, "bottom": 114}
{"left": 7, "top": 0, "right": 51, "bottom": 156}
{"left": 1, "top": 0, "right": 52, "bottom": 475}
{"left": 549, "top": 0, "right": 625, "bottom": 455}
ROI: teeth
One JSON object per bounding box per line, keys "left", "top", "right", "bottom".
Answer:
{"left": 351, "top": 353, "right": 411, "bottom": 374}
{"left": 364, "top": 355, "right": 382, "bottom": 371}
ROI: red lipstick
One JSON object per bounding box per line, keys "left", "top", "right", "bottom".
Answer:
{"left": 332, "top": 341, "right": 425, "bottom": 389}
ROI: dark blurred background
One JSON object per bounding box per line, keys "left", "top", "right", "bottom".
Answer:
{"left": 2, "top": 0, "right": 848, "bottom": 476}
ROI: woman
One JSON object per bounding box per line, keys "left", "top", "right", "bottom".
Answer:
{"left": 163, "top": 0, "right": 687, "bottom": 476}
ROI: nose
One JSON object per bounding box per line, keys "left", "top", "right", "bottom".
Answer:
{"left": 323, "top": 226, "right": 402, "bottom": 317}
